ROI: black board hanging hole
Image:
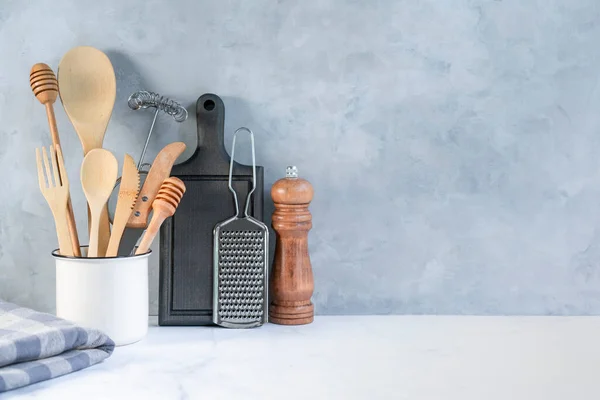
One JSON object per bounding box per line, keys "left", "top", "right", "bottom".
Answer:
{"left": 204, "top": 99, "right": 215, "bottom": 111}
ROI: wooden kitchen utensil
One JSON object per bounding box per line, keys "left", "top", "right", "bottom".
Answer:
{"left": 105, "top": 154, "right": 140, "bottom": 257}
{"left": 135, "top": 177, "right": 186, "bottom": 255}
{"left": 127, "top": 142, "right": 186, "bottom": 229}
{"left": 158, "top": 94, "right": 264, "bottom": 326}
{"left": 116, "top": 141, "right": 186, "bottom": 256}
{"left": 80, "top": 149, "right": 118, "bottom": 257}
{"left": 58, "top": 46, "right": 116, "bottom": 257}
{"left": 30, "top": 63, "right": 81, "bottom": 257}
{"left": 269, "top": 166, "right": 315, "bottom": 325}
{"left": 57, "top": 46, "right": 116, "bottom": 154}
{"left": 36, "top": 145, "right": 74, "bottom": 256}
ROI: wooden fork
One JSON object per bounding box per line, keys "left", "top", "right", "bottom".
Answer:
{"left": 36, "top": 145, "right": 74, "bottom": 256}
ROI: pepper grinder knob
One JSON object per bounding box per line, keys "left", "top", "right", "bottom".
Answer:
{"left": 269, "top": 166, "right": 314, "bottom": 325}
{"left": 286, "top": 165, "right": 298, "bottom": 178}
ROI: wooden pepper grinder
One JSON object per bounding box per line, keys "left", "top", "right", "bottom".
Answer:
{"left": 269, "top": 166, "right": 315, "bottom": 325}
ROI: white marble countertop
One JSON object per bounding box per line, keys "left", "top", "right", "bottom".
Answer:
{"left": 4, "top": 316, "right": 600, "bottom": 399}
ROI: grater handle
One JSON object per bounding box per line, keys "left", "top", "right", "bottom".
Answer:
{"left": 228, "top": 127, "right": 257, "bottom": 218}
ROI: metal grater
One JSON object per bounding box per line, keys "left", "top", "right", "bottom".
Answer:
{"left": 213, "top": 127, "right": 268, "bottom": 328}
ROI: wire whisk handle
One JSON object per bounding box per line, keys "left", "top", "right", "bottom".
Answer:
{"left": 127, "top": 90, "right": 188, "bottom": 169}
{"left": 128, "top": 91, "right": 188, "bottom": 122}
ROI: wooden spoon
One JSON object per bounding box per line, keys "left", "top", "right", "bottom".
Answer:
{"left": 135, "top": 177, "right": 186, "bottom": 255}
{"left": 30, "top": 63, "right": 81, "bottom": 257}
{"left": 105, "top": 154, "right": 140, "bottom": 257}
{"left": 57, "top": 46, "right": 116, "bottom": 154}
{"left": 58, "top": 46, "right": 116, "bottom": 256}
{"left": 81, "top": 149, "right": 118, "bottom": 257}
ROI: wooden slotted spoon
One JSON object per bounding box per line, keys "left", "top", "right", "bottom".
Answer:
{"left": 81, "top": 149, "right": 118, "bottom": 257}
{"left": 58, "top": 46, "right": 116, "bottom": 256}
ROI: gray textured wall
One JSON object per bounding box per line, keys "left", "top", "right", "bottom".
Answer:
{"left": 1, "top": 0, "right": 600, "bottom": 315}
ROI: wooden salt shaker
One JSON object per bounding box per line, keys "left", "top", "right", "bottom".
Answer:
{"left": 269, "top": 166, "right": 315, "bottom": 325}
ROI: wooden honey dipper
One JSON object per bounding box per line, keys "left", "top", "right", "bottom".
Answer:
{"left": 135, "top": 177, "right": 186, "bottom": 255}
{"left": 30, "top": 63, "right": 81, "bottom": 257}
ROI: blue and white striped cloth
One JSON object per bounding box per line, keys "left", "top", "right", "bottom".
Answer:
{"left": 0, "top": 299, "right": 114, "bottom": 393}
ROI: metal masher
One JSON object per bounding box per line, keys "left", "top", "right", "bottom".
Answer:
{"left": 213, "top": 127, "right": 269, "bottom": 328}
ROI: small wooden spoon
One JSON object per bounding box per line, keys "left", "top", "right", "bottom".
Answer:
{"left": 135, "top": 177, "right": 186, "bottom": 255}
{"left": 81, "top": 149, "right": 118, "bottom": 257}
{"left": 58, "top": 46, "right": 116, "bottom": 256}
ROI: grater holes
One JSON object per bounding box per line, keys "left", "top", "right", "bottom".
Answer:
{"left": 217, "top": 229, "right": 266, "bottom": 321}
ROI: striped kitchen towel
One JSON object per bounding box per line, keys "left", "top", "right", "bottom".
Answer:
{"left": 0, "top": 299, "right": 114, "bottom": 392}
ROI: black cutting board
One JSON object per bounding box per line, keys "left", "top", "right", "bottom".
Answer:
{"left": 158, "top": 93, "right": 264, "bottom": 325}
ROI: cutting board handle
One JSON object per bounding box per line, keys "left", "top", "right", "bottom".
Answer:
{"left": 174, "top": 93, "right": 262, "bottom": 175}
{"left": 175, "top": 93, "right": 230, "bottom": 174}
{"left": 195, "top": 93, "right": 229, "bottom": 166}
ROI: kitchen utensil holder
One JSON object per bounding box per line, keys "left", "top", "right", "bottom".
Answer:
{"left": 52, "top": 246, "right": 151, "bottom": 346}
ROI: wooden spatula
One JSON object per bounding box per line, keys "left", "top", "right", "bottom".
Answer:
{"left": 117, "top": 141, "right": 186, "bottom": 255}
{"left": 58, "top": 46, "right": 116, "bottom": 256}
{"left": 80, "top": 149, "right": 118, "bottom": 257}
{"left": 105, "top": 154, "right": 140, "bottom": 257}
{"left": 127, "top": 142, "right": 187, "bottom": 229}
